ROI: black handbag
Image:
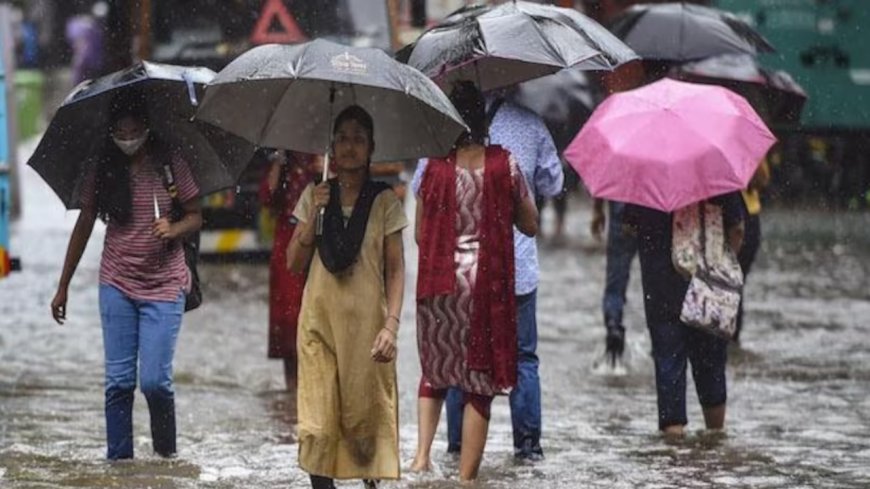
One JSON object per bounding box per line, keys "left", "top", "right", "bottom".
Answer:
{"left": 161, "top": 163, "right": 202, "bottom": 312}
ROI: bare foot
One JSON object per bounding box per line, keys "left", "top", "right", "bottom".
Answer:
{"left": 662, "top": 424, "right": 685, "bottom": 443}
{"left": 409, "top": 456, "right": 432, "bottom": 472}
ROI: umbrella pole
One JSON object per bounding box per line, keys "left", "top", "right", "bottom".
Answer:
{"left": 315, "top": 152, "right": 330, "bottom": 236}
{"left": 315, "top": 85, "right": 337, "bottom": 237}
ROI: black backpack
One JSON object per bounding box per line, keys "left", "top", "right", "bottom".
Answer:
{"left": 161, "top": 163, "right": 202, "bottom": 312}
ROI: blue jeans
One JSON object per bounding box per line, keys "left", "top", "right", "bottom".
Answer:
{"left": 602, "top": 201, "right": 638, "bottom": 327}
{"left": 99, "top": 284, "right": 184, "bottom": 460}
{"left": 647, "top": 319, "right": 728, "bottom": 430}
{"left": 446, "top": 291, "right": 542, "bottom": 457}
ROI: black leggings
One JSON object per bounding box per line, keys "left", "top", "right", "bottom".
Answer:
{"left": 310, "top": 475, "right": 377, "bottom": 489}
{"left": 310, "top": 475, "right": 335, "bottom": 489}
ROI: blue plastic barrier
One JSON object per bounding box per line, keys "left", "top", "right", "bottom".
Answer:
{"left": 1, "top": 29, "right": 13, "bottom": 277}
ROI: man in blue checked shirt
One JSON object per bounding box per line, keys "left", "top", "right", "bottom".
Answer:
{"left": 411, "top": 96, "right": 563, "bottom": 461}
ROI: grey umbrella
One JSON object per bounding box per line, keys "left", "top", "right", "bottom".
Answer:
{"left": 27, "top": 61, "right": 255, "bottom": 209}
{"left": 195, "top": 39, "right": 468, "bottom": 163}
{"left": 670, "top": 54, "right": 807, "bottom": 124}
{"left": 610, "top": 2, "right": 775, "bottom": 62}
{"left": 397, "top": 1, "right": 638, "bottom": 92}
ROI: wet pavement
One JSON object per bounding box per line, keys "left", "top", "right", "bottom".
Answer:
{"left": 2, "top": 142, "right": 870, "bottom": 488}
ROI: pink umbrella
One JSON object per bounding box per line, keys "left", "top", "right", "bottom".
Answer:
{"left": 564, "top": 78, "right": 776, "bottom": 212}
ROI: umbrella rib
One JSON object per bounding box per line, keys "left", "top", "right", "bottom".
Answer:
{"left": 475, "top": 17, "right": 491, "bottom": 73}
{"left": 253, "top": 42, "right": 318, "bottom": 147}
{"left": 528, "top": 17, "right": 569, "bottom": 67}
{"left": 673, "top": 111, "right": 748, "bottom": 201}
{"left": 532, "top": 9, "right": 611, "bottom": 67}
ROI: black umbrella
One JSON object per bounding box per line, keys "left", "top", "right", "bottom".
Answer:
{"left": 27, "top": 62, "right": 255, "bottom": 209}
{"left": 397, "top": 0, "right": 637, "bottom": 92}
{"left": 610, "top": 2, "right": 775, "bottom": 62}
{"left": 509, "top": 69, "right": 603, "bottom": 152}
{"left": 195, "top": 39, "right": 467, "bottom": 163}
{"left": 670, "top": 54, "right": 807, "bottom": 124}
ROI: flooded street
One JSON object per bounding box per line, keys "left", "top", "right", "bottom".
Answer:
{"left": 2, "top": 144, "right": 870, "bottom": 488}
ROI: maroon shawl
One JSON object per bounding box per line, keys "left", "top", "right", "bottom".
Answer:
{"left": 417, "top": 146, "right": 518, "bottom": 390}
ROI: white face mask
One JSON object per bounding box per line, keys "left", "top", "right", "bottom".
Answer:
{"left": 112, "top": 130, "right": 149, "bottom": 156}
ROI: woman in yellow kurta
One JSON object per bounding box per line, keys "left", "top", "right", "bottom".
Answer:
{"left": 287, "top": 106, "right": 407, "bottom": 489}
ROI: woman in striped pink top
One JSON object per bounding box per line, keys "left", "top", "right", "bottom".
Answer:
{"left": 50, "top": 94, "right": 202, "bottom": 460}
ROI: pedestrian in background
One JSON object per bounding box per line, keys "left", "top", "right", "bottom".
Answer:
{"left": 536, "top": 162, "right": 576, "bottom": 245}
{"left": 258, "top": 150, "right": 320, "bottom": 396}
{"left": 65, "top": 7, "right": 104, "bottom": 85}
{"left": 286, "top": 106, "right": 407, "bottom": 489}
{"left": 50, "top": 95, "right": 202, "bottom": 459}
{"left": 623, "top": 193, "right": 744, "bottom": 437}
{"left": 591, "top": 198, "right": 638, "bottom": 366}
{"left": 411, "top": 82, "right": 539, "bottom": 481}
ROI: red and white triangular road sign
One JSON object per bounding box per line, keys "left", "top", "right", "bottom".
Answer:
{"left": 250, "top": 0, "right": 307, "bottom": 45}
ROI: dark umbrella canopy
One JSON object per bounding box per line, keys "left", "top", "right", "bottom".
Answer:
{"left": 397, "top": 0, "right": 637, "bottom": 92}
{"left": 671, "top": 54, "right": 807, "bottom": 124}
{"left": 610, "top": 2, "right": 775, "bottom": 62}
{"left": 27, "top": 62, "right": 255, "bottom": 209}
{"left": 195, "top": 40, "right": 467, "bottom": 162}
{"left": 509, "top": 69, "right": 603, "bottom": 152}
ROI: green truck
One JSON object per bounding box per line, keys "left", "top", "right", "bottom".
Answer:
{"left": 716, "top": 0, "right": 870, "bottom": 207}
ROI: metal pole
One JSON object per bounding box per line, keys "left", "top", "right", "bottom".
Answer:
{"left": 315, "top": 85, "right": 337, "bottom": 236}
{"left": 315, "top": 152, "right": 329, "bottom": 236}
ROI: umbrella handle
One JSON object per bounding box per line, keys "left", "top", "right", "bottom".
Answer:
{"left": 316, "top": 209, "right": 324, "bottom": 236}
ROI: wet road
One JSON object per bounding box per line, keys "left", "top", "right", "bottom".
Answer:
{"left": 2, "top": 145, "right": 870, "bottom": 488}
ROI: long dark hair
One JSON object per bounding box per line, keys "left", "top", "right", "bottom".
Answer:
{"left": 449, "top": 81, "right": 487, "bottom": 147}
{"left": 94, "top": 91, "right": 160, "bottom": 225}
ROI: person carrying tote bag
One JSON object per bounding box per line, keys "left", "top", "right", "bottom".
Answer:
{"left": 623, "top": 192, "right": 743, "bottom": 438}
{"left": 673, "top": 201, "right": 744, "bottom": 339}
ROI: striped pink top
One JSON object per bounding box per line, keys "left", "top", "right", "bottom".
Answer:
{"left": 82, "top": 154, "right": 199, "bottom": 302}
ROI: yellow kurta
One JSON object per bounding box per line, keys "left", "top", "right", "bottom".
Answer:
{"left": 292, "top": 184, "right": 408, "bottom": 480}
